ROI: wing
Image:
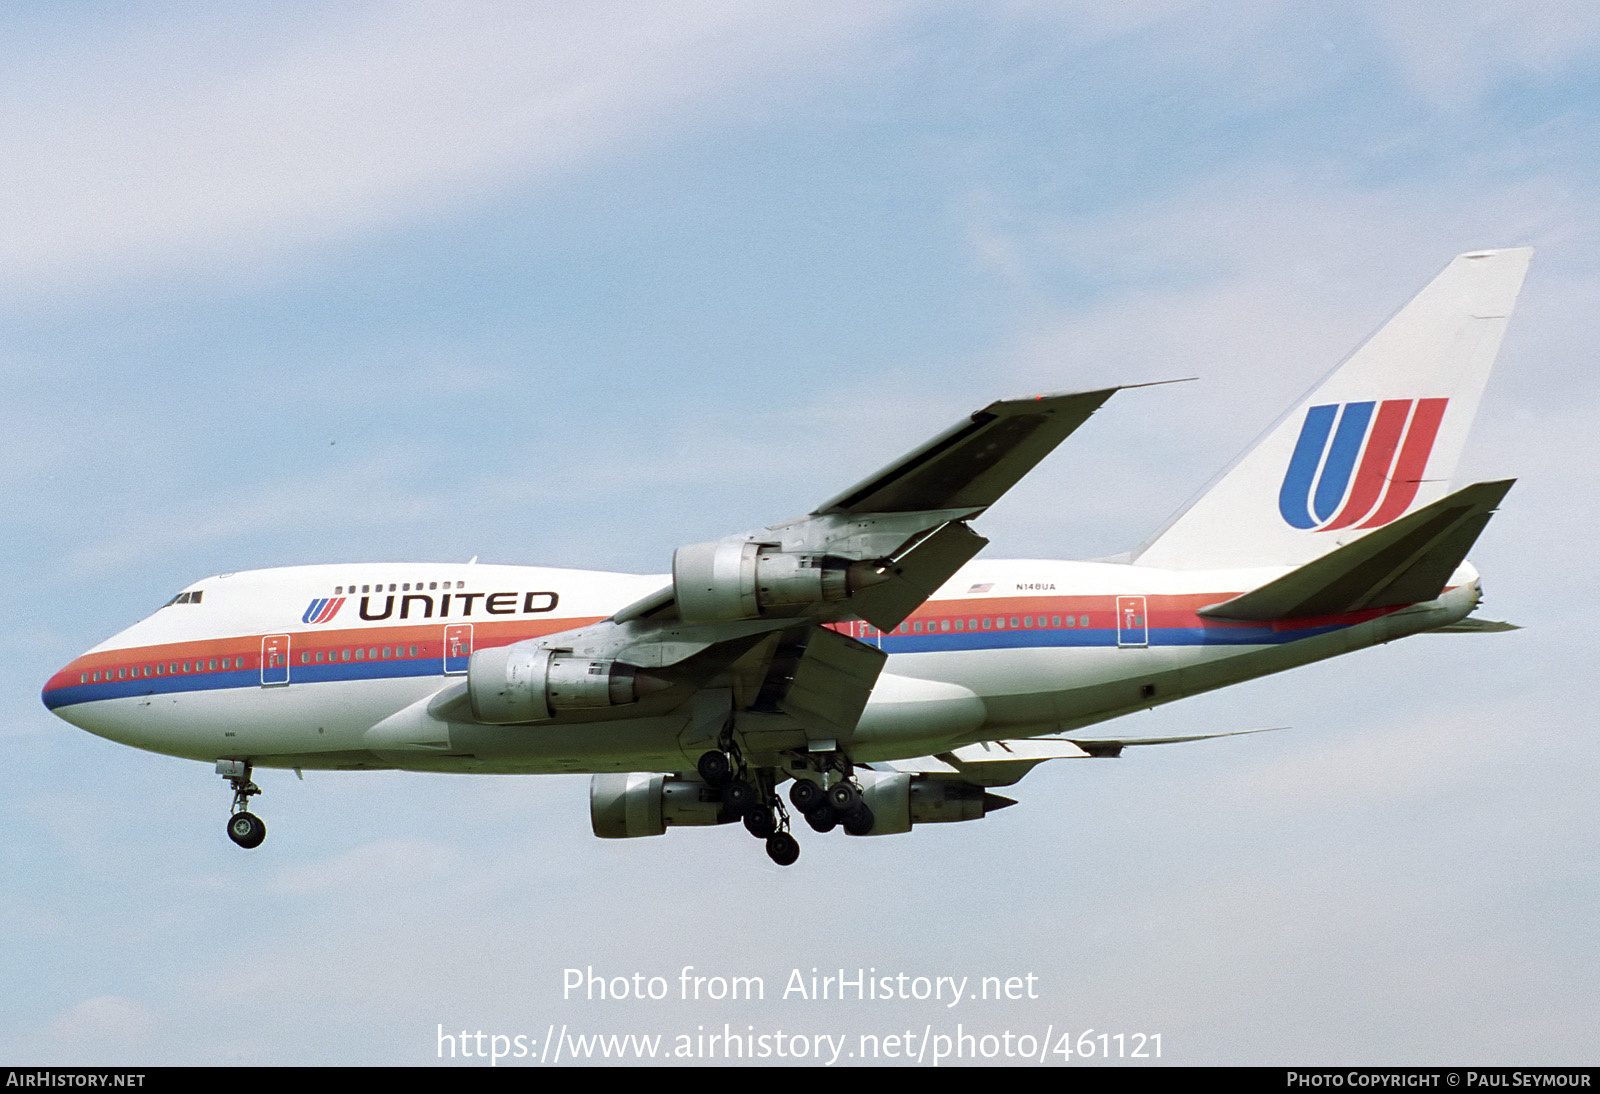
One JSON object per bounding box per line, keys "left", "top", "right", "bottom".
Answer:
{"left": 405, "top": 387, "right": 1120, "bottom": 753}
{"left": 814, "top": 388, "right": 1119, "bottom": 515}
{"left": 871, "top": 728, "right": 1281, "bottom": 785}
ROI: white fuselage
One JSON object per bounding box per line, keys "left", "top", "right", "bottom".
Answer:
{"left": 43, "top": 558, "right": 1479, "bottom": 774}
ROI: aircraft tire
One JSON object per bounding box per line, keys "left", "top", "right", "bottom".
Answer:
{"left": 789, "top": 779, "right": 825, "bottom": 812}
{"left": 803, "top": 805, "right": 838, "bottom": 833}
{"left": 697, "top": 750, "right": 732, "bottom": 787}
{"left": 227, "top": 811, "right": 266, "bottom": 849}
{"left": 721, "top": 779, "right": 756, "bottom": 817}
{"left": 842, "top": 804, "right": 875, "bottom": 837}
{"left": 765, "top": 832, "right": 800, "bottom": 867}
{"left": 827, "top": 781, "right": 859, "bottom": 811}
{"left": 742, "top": 804, "right": 776, "bottom": 839}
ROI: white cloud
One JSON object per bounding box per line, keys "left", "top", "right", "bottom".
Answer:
{"left": 1359, "top": 0, "right": 1600, "bottom": 109}
{"left": 0, "top": 1, "right": 898, "bottom": 300}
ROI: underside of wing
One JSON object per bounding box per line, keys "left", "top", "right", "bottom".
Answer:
{"left": 874, "top": 728, "right": 1278, "bottom": 784}
{"left": 1429, "top": 617, "right": 1519, "bottom": 633}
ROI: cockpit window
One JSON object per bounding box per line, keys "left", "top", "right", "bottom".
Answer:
{"left": 163, "top": 590, "right": 204, "bottom": 607}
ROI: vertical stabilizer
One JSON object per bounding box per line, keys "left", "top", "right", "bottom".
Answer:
{"left": 1134, "top": 248, "right": 1531, "bottom": 570}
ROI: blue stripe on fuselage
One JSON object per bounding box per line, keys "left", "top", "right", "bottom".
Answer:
{"left": 42, "top": 657, "right": 445, "bottom": 709}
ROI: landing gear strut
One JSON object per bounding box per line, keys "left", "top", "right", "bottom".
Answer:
{"left": 697, "top": 745, "right": 802, "bottom": 867}
{"left": 217, "top": 759, "right": 265, "bottom": 849}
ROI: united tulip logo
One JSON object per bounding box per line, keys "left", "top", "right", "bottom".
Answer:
{"left": 302, "top": 597, "right": 346, "bottom": 624}
{"left": 1278, "top": 398, "right": 1447, "bottom": 531}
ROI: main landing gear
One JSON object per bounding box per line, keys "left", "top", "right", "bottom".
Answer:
{"left": 699, "top": 745, "right": 798, "bottom": 866}
{"left": 696, "top": 746, "right": 874, "bottom": 867}
{"left": 791, "top": 754, "right": 876, "bottom": 838}
{"left": 217, "top": 759, "right": 265, "bottom": 849}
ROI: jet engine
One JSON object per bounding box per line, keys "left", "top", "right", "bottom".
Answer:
{"left": 590, "top": 773, "right": 731, "bottom": 838}
{"left": 672, "top": 540, "right": 886, "bottom": 623}
{"left": 845, "top": 771, "right": 1015, "bottom": 836}
{"left": 468, "top": 644, "right": 648, "bottom": 724}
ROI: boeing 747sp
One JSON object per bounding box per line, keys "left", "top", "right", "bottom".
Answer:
{"left": 43, "top": 249, "right": 1531, "bottom": 866}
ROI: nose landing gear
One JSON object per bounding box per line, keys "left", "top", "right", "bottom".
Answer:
{"left": 217, "top": 759, "right": 265, "bottom": 849}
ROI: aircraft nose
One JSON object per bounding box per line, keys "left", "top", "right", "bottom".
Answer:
{"left": 43, "top": 655, "right": 84, "bottom": 712}
{"left": 41, "top": 651, "right": 149, "bottom": 747}
{"left": 42, "top": 652, "right": 101, "bottom": 724}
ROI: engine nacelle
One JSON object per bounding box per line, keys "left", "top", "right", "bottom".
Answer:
{"left": 848, "top": 771, "right": 1015, "bottom": 836}
{"left": 673, "top": 540, "right": 882, "bottom": 623}
{"left": 468, "top": 644, "right": 644, "bottom": 724}
{"left": 590, "top": 774, "right": 731, "bottom": 838}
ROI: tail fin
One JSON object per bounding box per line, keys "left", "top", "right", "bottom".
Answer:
{"left": 1134, "top": 248, "right": 1531, "bottom": 570}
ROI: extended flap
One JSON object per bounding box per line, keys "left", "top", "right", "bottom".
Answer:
{"left": 772, "top": 626, "right": 889, "bottom": 738}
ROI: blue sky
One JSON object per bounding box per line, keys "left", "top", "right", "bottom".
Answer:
{"left": 3, "top": 1, "right": 1598, "bottom": 1065}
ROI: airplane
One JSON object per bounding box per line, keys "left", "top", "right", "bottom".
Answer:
{"left": 42, "top": 248, "right": 1531, "bottom": 866}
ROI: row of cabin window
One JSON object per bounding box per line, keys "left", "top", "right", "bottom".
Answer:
{"left": 299, "top": 646, "right": 422, "bottom": 664}
{"left": 81, "top": 645, "right": 431, "bottom": 682}
{"left": 82, "top": 657, "right": 242, "bottom": 683}
{"left": 335, "top": 582, "right": 464, "bottom": 594}
{"left": 869, "top": 614, "right": 1094, "bottom": 636}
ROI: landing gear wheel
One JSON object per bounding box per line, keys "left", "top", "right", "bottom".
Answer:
{"left": 765, "top": 832, "right": 800, "bottom": 866}
{"left": 697, "top": 750, "right": 732, "bottom": 787}
{"left": 827, "top": 781, "right": 860, "bottom": 811}
{"left": 227, "top": 811, "right": 266, "bottom": 849}
{"left": 842, "top": 804, "right": 876, "bottom": 837}
{"left": 722, "top": 779, "right": 757, "bottom": 817}
{"left": 218, "top": 760, "right": 265, "bottom": 848}
{"left": 804, "top": 805, "right": 838, "bottom": 833}
{"left": 742, "top": 804, "right": 776, "bottom": 839}
{"left": 789, "top": 779, "right": 826, "bottom": 813}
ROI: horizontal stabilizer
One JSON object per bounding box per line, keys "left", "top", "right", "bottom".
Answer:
{"left": 1200, "top": 479, "right": 1512, "bottom": 621}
